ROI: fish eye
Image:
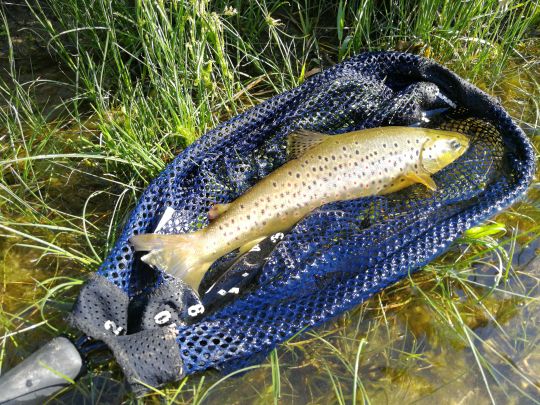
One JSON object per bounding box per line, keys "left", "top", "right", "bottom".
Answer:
{"left": 450, "top": 140, "right": 461, "bottom": 150}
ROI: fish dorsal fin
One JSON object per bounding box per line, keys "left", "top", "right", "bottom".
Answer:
{"left": 287, "top": 129, "right": 329, "bottom": 159}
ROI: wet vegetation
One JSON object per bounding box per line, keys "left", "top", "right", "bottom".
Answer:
{"left": 1, "top": 0, "right": 539, "bottom": 403}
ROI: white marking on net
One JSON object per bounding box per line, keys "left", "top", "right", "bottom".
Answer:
{"left": 436, "top": 91, "right": 457, "bottom": 108}
{"left": 154, "top": 207, "right": 176, "bottom": 233}
{"left": 154, "top": 310, "right": 172, "bottom": 325}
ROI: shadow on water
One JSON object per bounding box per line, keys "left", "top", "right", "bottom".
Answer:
{"left": 0, "top": 2, "right": 539, "bottom": 404}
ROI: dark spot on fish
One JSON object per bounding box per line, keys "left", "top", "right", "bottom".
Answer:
{"left": 296, "top": 173, "right": 301, "bottom": 178}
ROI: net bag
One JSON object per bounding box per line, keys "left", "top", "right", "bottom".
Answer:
{"left": 69, "top": 51, "right": 535, "bottom": 392}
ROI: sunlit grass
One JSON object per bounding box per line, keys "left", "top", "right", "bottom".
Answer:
{"left": 0, "top": 0, "right": 539, "bottom": 403}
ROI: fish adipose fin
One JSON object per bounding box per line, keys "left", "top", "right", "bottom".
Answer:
{"left": 130, "top": 232, "right": 209, "bottom": 291}
{"left": 406, "top": 171, "right": 437, "bottom": 191}
{"left": 208, "top": 203, "right": 231, "bottom": 220}
{"left": 287, "top": 129, "right": 329, "bottom": 159}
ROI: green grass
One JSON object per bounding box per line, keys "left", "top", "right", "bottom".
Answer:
{"left": 1, "top": 0, "right": 539, "bottom": 403}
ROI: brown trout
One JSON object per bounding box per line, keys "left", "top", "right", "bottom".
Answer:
{"left": 130, "top": 126, "right": 469, "bottom": 290}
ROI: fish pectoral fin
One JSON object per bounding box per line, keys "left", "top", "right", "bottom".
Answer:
{"left": 238, "top": 237, "right": 267, "bottom": 255}
{"left": 208, "top": 203, "right": 231, "bottom": 220}
{"left": 405, "top": 171, "right": 437, "bottom": 191}
{"left": 287, "top": 129, "right": 329, "bottom": 159}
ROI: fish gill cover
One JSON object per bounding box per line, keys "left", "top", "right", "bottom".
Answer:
{"left": 69, "top": 51, "right": 535, "bottom": 392}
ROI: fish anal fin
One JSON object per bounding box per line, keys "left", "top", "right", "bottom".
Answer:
{"left": 287, "top": 129, "right": 329, "bottom": 159}
{"left": 406, "top": 171, "right": 437, "bottom": 191}
{"left": 208, "top": 203, "right": 231, "bottom": 220}
{"left": 238, "top": 236, "right": 267, "bottom": 255}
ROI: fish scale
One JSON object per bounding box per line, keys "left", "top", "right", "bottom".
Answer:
{"left": 130, "top": 126, "right": 469, "bottom": 291}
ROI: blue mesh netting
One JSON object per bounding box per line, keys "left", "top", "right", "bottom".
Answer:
{"left": 90, "top": 51, "right": 534, "bottom": 379}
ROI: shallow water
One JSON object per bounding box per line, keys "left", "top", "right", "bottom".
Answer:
{"left": 1, "top": 14, "right": 539, "bottom": 405}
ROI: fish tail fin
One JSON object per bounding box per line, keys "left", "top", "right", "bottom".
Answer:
{"left": 129, "top": 232, "right": 211, "bottom": 291}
